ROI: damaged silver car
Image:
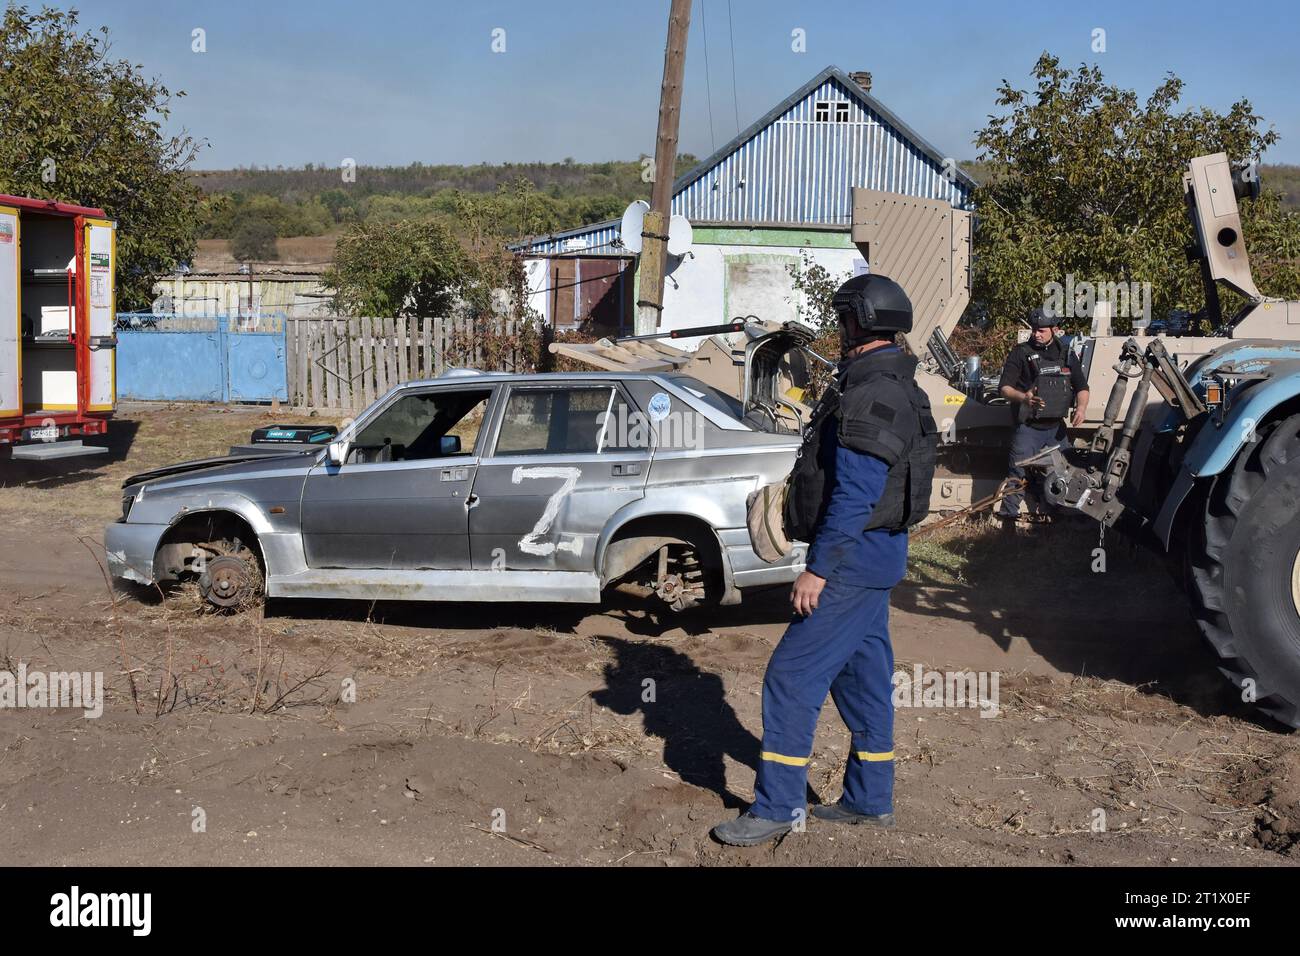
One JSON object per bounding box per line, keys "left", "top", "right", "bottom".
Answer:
{"left": 106, "top": 324, "right": 812, "bottom": 611}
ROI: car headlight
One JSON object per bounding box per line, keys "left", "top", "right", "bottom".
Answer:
{"left": 120, "top": 491, "right": 137, "bottom": 522}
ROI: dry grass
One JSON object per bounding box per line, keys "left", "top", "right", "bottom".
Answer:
{"left": 0, "top": 403, "right": 351, "bottom": 535}
{"left": 193, "top": 235, "right": 338, "bottom": 271}
{"left": 988, "top": 672, "right": 1293, "bottom": 846}
{"left": 113, "top": 617, "right": 341, "bottom": 718}
{"left": 906, "top": 516, "right": 1171, "bottom": 600}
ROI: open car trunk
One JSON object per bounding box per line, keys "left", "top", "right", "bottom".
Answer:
{"left": 740, "top": 325, "right": 815, "bottom": 433}
{"left": 548, "top": 320, "right": 818, "bottom": 433}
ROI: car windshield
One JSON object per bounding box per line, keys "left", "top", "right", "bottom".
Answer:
{"left": 667, "top": 375, "right": 748, "bottom": 425}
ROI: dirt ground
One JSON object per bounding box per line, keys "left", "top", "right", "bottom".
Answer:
{"left": 0, "top": 403, "right": 1297, "bottom": 867}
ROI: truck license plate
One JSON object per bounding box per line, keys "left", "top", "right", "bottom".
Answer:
{"left": 28, "top": 425, "right": 59, "bottom": 442}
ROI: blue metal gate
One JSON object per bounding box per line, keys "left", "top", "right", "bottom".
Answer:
{"left": 116, "top": 314, "right": 288, "bottom": 403}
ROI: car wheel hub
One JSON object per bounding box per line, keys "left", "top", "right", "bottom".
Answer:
{"left": 203, "top": 555, "right": 253, "bottom": 609}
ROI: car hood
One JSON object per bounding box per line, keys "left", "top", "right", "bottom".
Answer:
{"left": 123, "top": 449, "right": 318, "bottom": 490}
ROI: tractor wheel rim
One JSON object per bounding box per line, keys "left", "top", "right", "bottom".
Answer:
{"left": 1291, "top": 547, "right": 1300, "bottom": 620}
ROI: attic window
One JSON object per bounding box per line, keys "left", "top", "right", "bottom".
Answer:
{"left": 814, "top": 100, "right": 851, "bottom": 122}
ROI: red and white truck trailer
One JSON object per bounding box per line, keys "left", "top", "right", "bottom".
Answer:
{"left": 0, "top": 195, "right": 117, "bottom": 459}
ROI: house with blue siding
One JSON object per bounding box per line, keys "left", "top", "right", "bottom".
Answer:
{"left": 514, "top": 66, "right": 975, "bottom": 340}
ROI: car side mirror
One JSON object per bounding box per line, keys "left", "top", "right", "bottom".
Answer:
{"left": 326, "top": 440, "right": 350, "bottom": 467}
{"left": 440, "top": 435, "right": 461, "bottom": 455}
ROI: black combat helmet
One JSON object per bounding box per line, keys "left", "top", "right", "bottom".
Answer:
{"left": 1027, "top": 306, "right": 1058, "bottom": 329}
{"left": 831, "top": 274, "right": 913, "bottom": 353}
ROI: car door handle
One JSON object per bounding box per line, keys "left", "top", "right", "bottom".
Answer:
{"left": 441, "top": 466, "right": 470, "bottom": 482}
{"left": 611, "top": 463, "right": 641, "bottom": 476}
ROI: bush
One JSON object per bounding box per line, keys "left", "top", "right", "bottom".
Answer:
{"left": 323, "top": 219, "right": 469, "bottom": 318}
{"left": 230, "top": 217, "right": 279, "bottom": 261}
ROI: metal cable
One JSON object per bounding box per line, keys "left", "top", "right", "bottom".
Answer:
{"left": 726, "top": 0, "right": 741, "bottom": 136}
{"left": 700, "top": 0, "right": 717, "bottom": 155}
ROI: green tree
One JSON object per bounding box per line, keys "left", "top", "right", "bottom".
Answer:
{"left": 0, "top": 5, "right": 202, "bottom": 310}
{"left": 199, "top": 193, "right": 330, "bottom": 239}
{"left": 324, "top": 220, "right": 472, "bottom": 318}
{"left": 786, "top": 252, "right": 852, "bottom": 396}
{"left": 787, "top": 251, "right": 852, "bottom": 335}
{"left": 318, "top": 188, "right": 358, "bottom": 224}
{"left": 230, "top": 216, "right": 279, "bottom": 261}
{"left": 972, "top": 53, "right": 1300, "bottom": 336}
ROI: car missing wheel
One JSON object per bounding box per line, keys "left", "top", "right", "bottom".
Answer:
{"left": 106, "top": 360, "right": 809, "bottom": 612}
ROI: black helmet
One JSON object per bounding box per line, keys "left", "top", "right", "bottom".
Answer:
{"left": 831, "top": 274, "right": 913, "bottom": 352}
{"left": 1027, "top": 306, "right": 1059, "bottom": 330}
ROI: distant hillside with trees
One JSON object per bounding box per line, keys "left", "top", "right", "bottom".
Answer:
{"left": 192, "top": 158, "right": 684, "bottom": 201}
{"left": 192, "top": 154, "right": 1299, "bottom": 249}
{"left": 191, "top": 157, "right": 703, "bottom": 253}
{"left": 1263, "top": 164, "right": 1300, "bottom": 208}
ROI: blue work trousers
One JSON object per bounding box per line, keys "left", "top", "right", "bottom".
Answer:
{"left": 750, "top": 579, "right": 895, "bottom": 821}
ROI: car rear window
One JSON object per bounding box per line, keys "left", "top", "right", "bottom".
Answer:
{"left": 668, "top": 376, "right": 748, "bottom": 424}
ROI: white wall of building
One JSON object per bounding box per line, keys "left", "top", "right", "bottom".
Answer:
{"left": 522, "top": 234, "right": 865, "bottom": 352}
{"left": 659, "top": 239, "right": 864, "bottom": 351}
{"left": 523, "top": 258, "right": 551, "bottom": 326}
{"left": 152, "top": 275, "right": 331, "bottom": 318}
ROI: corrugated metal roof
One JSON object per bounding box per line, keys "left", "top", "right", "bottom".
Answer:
{"left": 518, "top": 220, "right": 627, "bottom": 256}
{"left": 514, "top": 65, "right": 974, "bottom": 254}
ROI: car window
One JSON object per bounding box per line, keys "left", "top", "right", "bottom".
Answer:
{"left": 597, "top": 389, "right": 645, "bottom": 453}
{"left": 668, "top": 375, "right": 747, "bottom": 423}
{"left": 496, "top": 386, "right": 629, "bottom": 456}
{"left": 350, "top": 389, "right": 492, "bottom": 463}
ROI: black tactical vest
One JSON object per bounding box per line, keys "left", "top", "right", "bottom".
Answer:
{"left": 1016, "top": 344, "right": 1075, "bottom": 424}
{"left": 783, "top": 349, "right": 937, "bottom": 541}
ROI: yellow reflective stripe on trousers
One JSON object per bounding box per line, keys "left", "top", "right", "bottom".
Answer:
{"left": 854, "top": 750, "right": 895, "bottom": 762}
{"left": 760, "top": 751, "right": 811, "bottom": 767}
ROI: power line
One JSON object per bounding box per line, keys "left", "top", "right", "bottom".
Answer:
{"left": 726, "top": 0, "right": 741, "bottom": 137}
{"left": 700, "top": 0, "right": 717, "bottom": 155}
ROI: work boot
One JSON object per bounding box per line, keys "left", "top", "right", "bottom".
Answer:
{"left": 711, "top": 811, "right": 793, "bottom": 846}
{"left": 811, "top": 800, "right": 895, "bottom": 828}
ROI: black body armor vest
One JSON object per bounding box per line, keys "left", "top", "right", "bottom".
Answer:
{"left": 783, "top": 349, "right": 937, "bottom": 541}
{"left": 1017, "top": 348, "right": 1075, "bottom": 424}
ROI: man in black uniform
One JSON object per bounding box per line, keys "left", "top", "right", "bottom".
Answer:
{"left": 997, "top": 308, "right": 1090, "bottom": 520}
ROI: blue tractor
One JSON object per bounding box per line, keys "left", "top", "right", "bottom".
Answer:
{"left": 1042, "top": 153, "right": 1300, "bottom": 728}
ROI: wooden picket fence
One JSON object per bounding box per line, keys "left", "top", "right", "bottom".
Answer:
{"left": 285, "top": 315, "right": 531, "bottom": 410}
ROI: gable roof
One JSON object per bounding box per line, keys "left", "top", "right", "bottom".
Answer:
{"left": 672, "top": 65, "right": 977, "bottom": 197}
{"left": 514, "top": 64, "right": 975, "bottom": 253}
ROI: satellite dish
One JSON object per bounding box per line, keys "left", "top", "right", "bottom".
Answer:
{"left": 620, "top": 200, "right": 650, "bottom": 254}
{"left": 667, "top": 214, "right": 693, "bottom": 257}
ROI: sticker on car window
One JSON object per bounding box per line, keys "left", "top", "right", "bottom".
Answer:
{"left": 648, "top": 392, "right": 671, "bottom": 422}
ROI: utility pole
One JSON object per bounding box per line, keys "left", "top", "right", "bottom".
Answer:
{"left": 635, "top": 0, "right": 691, "bottom": 336}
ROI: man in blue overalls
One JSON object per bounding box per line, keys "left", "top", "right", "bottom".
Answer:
{"left": 714, "top": 274, "right": 937, "bottom": 846}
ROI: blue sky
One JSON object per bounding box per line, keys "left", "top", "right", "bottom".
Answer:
{"left": 60, "top": 0, "right": 1300, "bottom": 167}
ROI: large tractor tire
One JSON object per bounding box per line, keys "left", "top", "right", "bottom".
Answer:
{"left": 1188, "top": 412, "right": 1300, "bottom": 728}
